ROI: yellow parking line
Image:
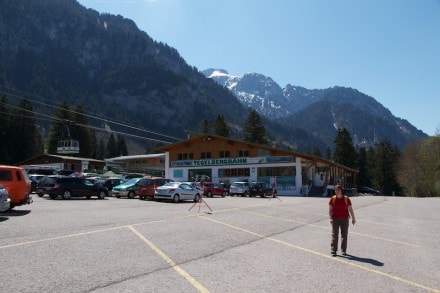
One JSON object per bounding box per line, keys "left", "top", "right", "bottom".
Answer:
{"left": 200, "top": 216, "right": 439, "bottom": 293}
{"left": 128, "top": 226, "right": 209, "bottom": 293}
{"left": 0, "top": 226, "right": 128, "bottom": 250}
{"left": 245, "top": 211, "right": 420, "bottom": 248}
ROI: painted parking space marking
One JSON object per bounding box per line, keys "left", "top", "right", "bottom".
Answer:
{"left": 245, "top": 210, "right": 420, "bottom": 248}
{"left": 128, "top": 226, "right": 209, "bottom": 293}
{"left": 200, "top": 215, "right": 439, "bottom": 293}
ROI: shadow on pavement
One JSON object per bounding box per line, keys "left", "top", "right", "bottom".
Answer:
{"left": 341, "top": 254, "right": 384, "bottom": 266}
{"left": 1, "top": 210, "right": 31, "bottom": 217}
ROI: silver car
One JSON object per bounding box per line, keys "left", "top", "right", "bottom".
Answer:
{"left": 154, "top": 182, "right": 201, "bottom": 203}
{"left": 0, "top": 183, "right": 11, "bottom": 212}
{"left": 229, "top": 182, "right": 250, "bottom": 197}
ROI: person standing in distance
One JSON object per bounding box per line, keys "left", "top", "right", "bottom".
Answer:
{"left": 329, "top": 184, "right": 356, "bottom": 256}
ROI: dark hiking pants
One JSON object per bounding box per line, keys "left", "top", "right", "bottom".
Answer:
{"left": 331, "top": 217, "right": 349, "bottom": 253}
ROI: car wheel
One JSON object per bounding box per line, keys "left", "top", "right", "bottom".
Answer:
{"left": 172, "top": 194, "right": 180, "bottom": 203}
{"left": 98, "top": 190, "right": 106, "bottom": 199}
{"left": 222, "top": 191, "right": 226, "bottom": 197}
{"left": 207, "top": 191, "right": 213, "bottom": 197}
{"left": 194, "top": 194, "right": 201, "bottom": 202}
{"left": 128, "top": 191, "right": 135, "bottom": 199}
{"left": 62, "top": 190, "right": 72, "bottom": 200}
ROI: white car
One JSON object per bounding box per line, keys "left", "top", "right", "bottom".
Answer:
{"left": 154, "top": 182, "right": 201, "bottom": 203}
{"left": 0, "top": 183, "right": 11, "bottom": 212}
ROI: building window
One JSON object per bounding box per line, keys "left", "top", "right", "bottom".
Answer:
{"left": 257, "top": 148, "right": 270, "bottom": 156}
{"left": 173, "top": 169, "right": 183, "bottom": 178}
{"left": 238, "top": 150, "right": 249, "bottom": 157}
{"left": 177, "top": 153, "right": 193, "bottom": 160}
{"left": 218, "top": 168, "right": 250, "bottom": 177}
{"left": 201, "top": 152, "right": 211, "bottom": 159}
{"left": 219, "top": 151, "right": 230, "bottom": 158}
{"left": 257, "top": 167, "right": 295, "bottom": 177}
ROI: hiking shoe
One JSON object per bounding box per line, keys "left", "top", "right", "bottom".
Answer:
{"left": 342, "top": 251, "right": 347, "bottom": 256}
{"left": 331, "top": 251, "right": 336, "bottom": 256}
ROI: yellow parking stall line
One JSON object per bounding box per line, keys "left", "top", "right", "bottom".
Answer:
{"left": 127, "top": 226, "right": 209, "bottom": 293}
{"left": 200, "top": 216, "right": 439, "bottom": 293}
{"left": 0, "top": 214, "right": 203, "bottom": 250}
{"left": 0, "top": 225, "right": 129, "bottom": 250}
{"left": 245, "top": 211, "right": 420, "bottom": 248}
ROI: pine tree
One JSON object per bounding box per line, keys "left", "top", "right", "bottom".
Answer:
{"left": 200, "top": 119, "right": 210, "bottom": 134}
{"left": 333, "top": 128, "right": 358, "bottom": 169}
{"left": 0, "top": 96, "right": 11, "bottom": 163}
{"left": 356, "top": 147, "right": 371, "bottom": 187}
{"left": 9, "top": 98, "right": 41, "bottom": 163}
{"left": 96, "top": 138, "right": 105, "bottom": 160}
{"left": 311, "top": 147, "right": 322, "bottom": 157}
{"left": 116, "top": 135, "right": 128, "bottom": 156}
{"left": 106, "top": 133, "right": 117, "bottom": 158}
{"left": 371, "top": 139, "right": 402, "bottom": 196}
{"left": 214, "top": 114, "right": 230, "bottom": 137}
{"left": 326, "top": 147, "right": 332, "bottom": 160}
{"left": 243, "top": 110, "right": 268, "bottom": 145}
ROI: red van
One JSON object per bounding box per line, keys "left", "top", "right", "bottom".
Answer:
{"left": 0, "top": 165, "right": 32, "bottom": 208}
{"left": 136, "top": 177, "right": 173, "bottom": 200}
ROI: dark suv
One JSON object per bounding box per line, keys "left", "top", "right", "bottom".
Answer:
{"left": 41, "top": 176, "right": 108, "bottom": 200}
{"left": 249, "top": 182, "right": 276, "bottom": 198}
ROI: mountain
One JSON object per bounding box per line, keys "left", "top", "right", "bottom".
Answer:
{"left": 0, "top": 0, "right": 246, "bottom": 141}
{"left": 0, "top": 0, "right": 425, "bottom": 157}
{"left": 204, "top": 69, "right": 427, "bottom": 149}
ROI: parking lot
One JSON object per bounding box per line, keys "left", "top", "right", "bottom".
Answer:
{"left": 1, "top": 195, "right": 439, "bottom": 293}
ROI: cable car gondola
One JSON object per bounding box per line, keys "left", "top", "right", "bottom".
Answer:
{"left": 57, "top": 122, "right": 80, "bottom": 155}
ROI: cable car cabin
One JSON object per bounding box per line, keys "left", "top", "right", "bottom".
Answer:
{"left": 57, "top": 139, "right": 80, "bottom": 154}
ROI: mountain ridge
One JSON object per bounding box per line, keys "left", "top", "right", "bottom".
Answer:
{"left": 204, "top": 69, "right": 427, "bottom": 149}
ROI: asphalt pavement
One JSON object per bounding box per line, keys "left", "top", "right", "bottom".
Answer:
{"left": 1, "top": 194, "right": 439, "bottom": 293}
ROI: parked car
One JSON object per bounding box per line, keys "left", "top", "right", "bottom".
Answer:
{"left": 220, "top": 183, "right": 230, "bottom": 196}
{"left": 56, "top": 169, "right": 75, "bottom": 176}
{"left": 95, "top": 177, "right": 123, "bottom": 196}
{"left": 229, "top": 182, "right": 250, "bottom": 197}
{"left": 26, "top": 167, "right": 57, "bottom": 176}
{"left": 42, "top": 176, "right": 108, "bottom": 200}
{"left": 35, "top": 175, "right": 63, "bottom": 197}
{"left": 249, "top": 182, "right": 276, "bottom": 198}
{"left": 137, "top": 177, "right": 174, "bottom": 200}
{"left": 29, "top": 174, "right": 46, "bottom": 193}
{"left": 112, "top": 177, "right": 142, "bottom": 199}
{"left": 356, "top": 186, "right": 381, "bottom": 195}
{"left": 202, "top": 182, "right": 226, "bottom": 197}
{"left": 121, "top": 173, "right": 145, "bottom": 182}
{"left": 154, "top": 182, "right": 201, "bottom": 203}
{"left": 0, "top": 165, "right": 32, "bottom": 207}
{"left": 0, "top": 183, "right": 11, "bottom": 212}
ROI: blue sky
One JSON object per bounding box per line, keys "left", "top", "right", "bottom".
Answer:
{"left": 78, "top": 0, "right": 440, "bottom": 136}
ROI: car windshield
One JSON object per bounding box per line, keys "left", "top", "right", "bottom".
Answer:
{"left": 122, "top": 178, "right": 141, "bottom": 185}
{"left": 163, "top": 182, "right": 180, "bottom": 187}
